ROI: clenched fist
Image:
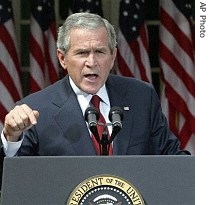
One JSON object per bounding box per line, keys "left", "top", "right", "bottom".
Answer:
{"left": 3, "top": 104, "right": 39, "bottom": 142}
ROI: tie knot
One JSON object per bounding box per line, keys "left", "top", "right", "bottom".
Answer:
{"left": 91, "top": 95, "right": 101, "bottom": 109}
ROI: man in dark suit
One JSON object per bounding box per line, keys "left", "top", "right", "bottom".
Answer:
{"left": 1, "top": 13, "right": 190, "bottom": 157}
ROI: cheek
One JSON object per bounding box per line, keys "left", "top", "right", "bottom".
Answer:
{"left": 66, "top": 60, "right": 83, "bottom": 75}
{"left": 103, "top": 58, "right": 115, "bottom": 73}
{"left": 66, "top": 67, "right": 80, "bottom": 79}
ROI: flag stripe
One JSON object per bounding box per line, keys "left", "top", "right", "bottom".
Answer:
{"left": 161, "top": 1, "right": 193, "bottom": 39}
{"left": 117, "top": 31, "right": 142, "bottom": 79}
{"left": 0, "top": 102, "right": 8, "bottom": 126}
{"left": 0, "top": 81, "right": 16, "bottom": 111}
{"left": 0, "top": 40, "right": 22, "bottom": 98}
{"left": 160, "top": 7, "right": 194, "bottom": 62}
{"left": 161, "top": 59, "right": 195, "bottom": 117}
{"left": 0, "top": 0, "right": 23, "bottom": 130}
{"left": 159, "top": 0, "right": 195, "bottom": 153}
{"left": 29, "top": 0, "right": 59, "bottom": 93}
{"left": 164, "top": 79, "right": 195, "bottom": 127}
{"left": 0, "top": 62, "right": 21, "bottom": 101}
{"left": 160, "top": 42, "right": 195, "bottom": 96}
{"left": 0, "top": 24, "right": 21, "bottom": 75}
{"left": 116, "top": 52, "right": 134, "bottom": 77}
{"left": 46, "top": 22, "right": 58, "bottom": 82}
{"left": 116, "top": 0, "right": 151, "bottom": 82}
{"left": 160, "top": 25, "right": 194, "bottom": 79}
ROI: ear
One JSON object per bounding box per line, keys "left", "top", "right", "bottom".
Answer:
{"left": 57, "top": 49, "right": 67, "bottom": 70}
{"left": 110, "top": 48, "right": 117, "bottom": 70}
{"left": 113, "top": 47, "right": 117, "bottom": 60}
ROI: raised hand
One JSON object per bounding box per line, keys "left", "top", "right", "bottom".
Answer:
{"left": 3, "top": 104, "right": 39, "bottom": 142}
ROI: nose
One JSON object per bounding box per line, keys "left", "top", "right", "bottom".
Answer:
{"left": 85, "top": 53, "right": 97, "bottom": 68}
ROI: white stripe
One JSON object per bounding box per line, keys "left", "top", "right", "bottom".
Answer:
{"left": 0, "top": 82, "right": 16, "bottom": 111}
{"left": 160, "top": 84, "right": 169, "bottom": 120}
{"left": 0, "top": 122, "right": 3, "bottom": 131}
{"left": 30, "top": 17, "right": 58, "bottom": 88}
{"left": 161, "top": 0, "right": 193, "bottom": 41}
{"left": 5, "top": 20, "right": 20, "bottom": 57}
{"left": 0, "top": 42, "right": 22, "bottom": 98}
{"left": 179, "top": 113, "right": 185, "bottom": 131}
{"left": 184, "top": 134, "right": 195, "bottom": 155}
{"left": 160, "top": 59, "right": 195, "bottom": 116}
{"left": 30, "top": 54, "right": 45, "bottom": 89}
{"left": 160, "top": 25, "right": 194, "bottom": 79}
{"left": 30, "top": 16, "right": 46, "bottom": 89}
{"left": 44, "top": 30, "right": 58, "bottom": 75}
{"left": 137, "top": 36, "right": 152, "bottom": 82}
{"left": 117, "top": 30, "right": 141, "bottom": 79}
{"left": 30, "top": 17, "right": 45, "bottom": 54}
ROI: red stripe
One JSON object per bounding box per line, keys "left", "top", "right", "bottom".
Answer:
{"left": 29, "top": 33, "right": 45, "bottom": 75}
{"left": 160, "top": 0, "right": 195, "bottom": 151}
{"left": 140, "top": 24, "right": 149, "bottom": 51}
{"left": 0, "top": 103, "right": 8, "bottom": 124}
{"left": 164, "top": 80, "right": 195, "bottom": 133}
{"left": 168, "top": 102, "right": 178, "bottom": 136}
{"left": 0, "top": 61, "right": 21, "bottom": 101}
{"left": 179, "top": 122, "right": 193, "bottom": 149}
{"left": 43, "top": 33, "right": 58, "bottom": 84}
{"left": 47, "top": 23, "right": 58, "bottom": 83}
{"left": 129, "top": 39, "right": 150, "bottom": 82}
{"left": 160, "top": 8, "right": 194, "bottom": 62}
{"left": 117, "top": 52, "right": 134, "bottom": 77}
{"left": 29, "top": 78, "right": 41, "bottom": 94}
{"left": 0, "top": 26, "right": 22, "bottom": 75}
{"left": 29, "top": 33, "right": 45, "bottom": 92}
{"left": 160, "top": 42, "right": 195, "bottom": 96}
{"left": 117, "top": 23, "right": 151, "bottom": 82}
{"left": 29, "top": 20, "right": 58, "bottom": 92}
{"left": 164, "top": 84, "right": 194, "bottom": 148}
{"left": 168, "top": 101, "right": 193, "bottom": 149}
{"left": 50, "top": 22, "right": 57, "bottom": 40}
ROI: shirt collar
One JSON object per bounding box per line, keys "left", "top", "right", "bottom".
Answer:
{"left": 69, "top": 77, "right": 110, "bottom": 106}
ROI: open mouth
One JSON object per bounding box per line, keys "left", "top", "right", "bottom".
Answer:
{"left": 84, "top": 74, "right": 99, "bottom": 81}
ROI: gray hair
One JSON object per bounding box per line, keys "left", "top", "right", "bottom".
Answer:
{"left": 57, "top": 13, "right": 117, "bottom": 54}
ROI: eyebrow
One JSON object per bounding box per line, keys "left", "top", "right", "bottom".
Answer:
{"left": 74, "top": 46, "right": 108, "bottom": 53}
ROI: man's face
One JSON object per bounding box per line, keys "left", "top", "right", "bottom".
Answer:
{"left": 57, "top": 27, "right": 117, "bottom": 94}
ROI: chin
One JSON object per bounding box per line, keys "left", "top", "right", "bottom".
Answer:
{"left": 87, "top": 90, "right": 99, "bottom": 95}
{"left": 84, "top": 87, "right": 100, "bottom": 95}
{"left": 81, "top": 83, "right": 101, "bottom": 94}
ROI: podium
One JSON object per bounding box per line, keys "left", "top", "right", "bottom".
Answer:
{"left": 1, "top": 156, "right": 194, "bottom": 205}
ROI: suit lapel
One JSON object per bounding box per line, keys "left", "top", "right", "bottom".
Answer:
{"left": 51, "top": 75, "right": 133, "bottom": 156}
{"left": 106, "top": 75, "right": 133, "bottom": 155}
{"left": 52, "top": 76, "right": 96, "bottom": 155}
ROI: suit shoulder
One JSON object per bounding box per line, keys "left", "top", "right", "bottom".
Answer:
{"left": 108, "top": 74, "right": 153, "bottom": 90}
{"left": 18, "top": 76, "right": 69, "bottom": 107}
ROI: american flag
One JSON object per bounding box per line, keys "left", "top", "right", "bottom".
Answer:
{"left": 159, "top": 0, "right": 195, "bottom": 154}
{"left": 72, "top": 0, "right": 103, "bottom": 16}
{"left": 0, "top": 0, "right": 23, "bottom": 130}
{"left": 116, "top": 0, "right": 152, "bottom": 82}
{"left": 29, "top": 0, "right": 59, "bottom": 93}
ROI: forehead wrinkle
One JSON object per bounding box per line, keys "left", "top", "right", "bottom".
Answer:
{"left": 70, "top": 27, "right": 109, "bottom": 46}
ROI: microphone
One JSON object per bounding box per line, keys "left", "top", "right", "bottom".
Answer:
{"left": 109, "top": 106, "right": 124, "bottom": 129}
{"left": 84, "top": 107, "right": 99, "bottom": 128}
{"left": 84, "top": 107, "right": 100, "bottom": 143}
{"left": 108, "top": 106, "right": 124, "bottom": 143}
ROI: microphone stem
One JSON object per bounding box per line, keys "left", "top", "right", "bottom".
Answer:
{"left": 101, "top": 130, "right": 109, "bottom": 155}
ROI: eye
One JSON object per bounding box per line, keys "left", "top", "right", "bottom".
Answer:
{"left": 77, "top": 51, "right": 88, "bottom": 55}
{"left": 96, "top": 49, "right": 105, "bottom": 54}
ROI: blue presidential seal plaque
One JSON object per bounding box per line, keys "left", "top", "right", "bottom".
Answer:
{"left": 67, "top": 174, "right": 145, "bottom": 205}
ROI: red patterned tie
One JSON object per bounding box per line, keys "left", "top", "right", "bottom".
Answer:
{"left": 91, "top": 95, "right": 113, "bottom": 155}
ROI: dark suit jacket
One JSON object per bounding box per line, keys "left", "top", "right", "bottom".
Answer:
{"left": 1, "top": 74, "right": 190, "bottom": 156}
